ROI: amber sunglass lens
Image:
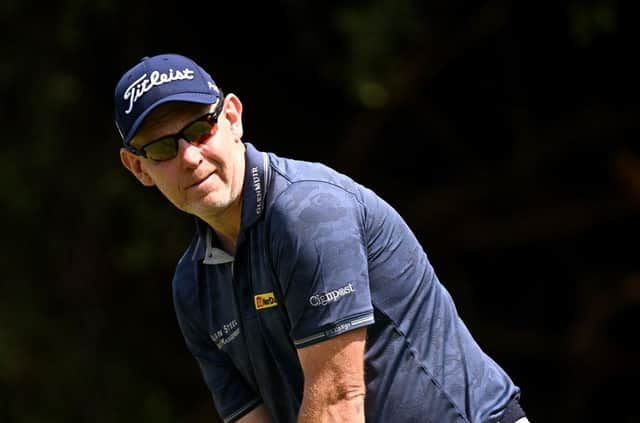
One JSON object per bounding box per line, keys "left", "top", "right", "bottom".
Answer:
{"left": 144, "top": 137, "right": 178, "bottom": 161}
{"left": 183, "top": 121, "right": 213, "bottom": 143}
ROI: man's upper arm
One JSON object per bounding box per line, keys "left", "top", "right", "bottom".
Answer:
{"left": 236, "top": 404, "right": 271, "bottom": 423}
{"left": 267, "top": 182, "right": 373, "bottom": 421}
{"left": 296, "top": 328, "right": 367, "bottom": 422}
{"left": 268, "top": 182, "right": 375, "bottom": 347}
{"left": 297, "top": 327, "right": 367, "bottom": 395}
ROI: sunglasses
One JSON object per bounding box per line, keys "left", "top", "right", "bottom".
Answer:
{"left": 126, "top": 100, "right": 223, "bottom": 161}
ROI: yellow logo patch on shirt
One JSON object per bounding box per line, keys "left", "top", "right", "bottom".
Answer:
{"left": 254, "top": 292, "right": 278, "bottom": 310}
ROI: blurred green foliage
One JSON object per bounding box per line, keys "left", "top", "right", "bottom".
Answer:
{"left": 0, "top": 0, "right": 637, "bottom": 422}
{"left": 336, "top": 0, "right": 424, "bottom": 108}
{"left": 570, "top": 0, "right": 619, "bottom": 45}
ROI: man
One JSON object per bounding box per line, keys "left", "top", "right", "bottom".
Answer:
{"left": 114, "top": 53, "right": 529, "bottom": 423}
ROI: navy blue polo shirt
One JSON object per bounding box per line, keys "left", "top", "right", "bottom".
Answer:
{"left": 172, "top": 143, "right": 520, "bottom": 423}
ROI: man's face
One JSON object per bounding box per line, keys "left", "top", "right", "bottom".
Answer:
{"left": 122, "top": 96, "right": 246, "bottom": 220}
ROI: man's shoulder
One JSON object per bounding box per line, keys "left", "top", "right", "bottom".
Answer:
{"left": 262, "top": 158, "right": 374, "bottom": 253}
{"left": 267, "top": 151, "right": 349, "bottom": 185}
{"left": 265, "top": 151, "right": 368, "bottom": 208}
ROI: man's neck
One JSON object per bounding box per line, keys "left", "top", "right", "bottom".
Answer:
{"left": 200, "top": 198, "right": 242, "bottom": 256}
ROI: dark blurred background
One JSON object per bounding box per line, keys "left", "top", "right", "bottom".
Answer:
{"left": 1, "top": 0, "right": 638, "bottom": 422}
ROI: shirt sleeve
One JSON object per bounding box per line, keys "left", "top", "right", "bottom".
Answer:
{"left": 173, "top": 273, "right": 262, "bottom": 422}
{"left": 267, "top": 181, "right": 375, "bottom": 348}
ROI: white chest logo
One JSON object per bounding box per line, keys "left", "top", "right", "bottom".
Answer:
{"left": 123, "top": 68, "right": 195, "bottom": 114}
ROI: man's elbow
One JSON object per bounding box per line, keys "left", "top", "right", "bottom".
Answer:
{"left": 331, "top": 381, "right": 366, "bottom": 403}
{"left": 305, "top": 379, "right": 366, "bottom": 408}
{"left": 301, "top": 381, "right": 365, "bottom": 422}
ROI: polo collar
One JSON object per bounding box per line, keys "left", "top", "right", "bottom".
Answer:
{"left": 191, "top": 143, "right": 270, "bottom": 263}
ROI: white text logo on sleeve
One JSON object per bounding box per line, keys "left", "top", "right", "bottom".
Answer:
{"left": 309, "top": 283, "right": 355, "bottom": 307}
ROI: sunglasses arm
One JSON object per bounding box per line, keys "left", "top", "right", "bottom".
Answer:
{"left": 124, "top": 144, "right": 147, "bottom": 158}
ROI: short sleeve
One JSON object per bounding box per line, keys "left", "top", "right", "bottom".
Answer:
{"left": 173, "top": 275, "right": 261, "bottom": 422}
{"left": 268, "top": 181, "right": 375, "bottom": 348}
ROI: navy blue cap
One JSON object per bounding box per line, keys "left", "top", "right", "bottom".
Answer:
{"left": 114, "top": 53, "right": 222, "bottom": 145}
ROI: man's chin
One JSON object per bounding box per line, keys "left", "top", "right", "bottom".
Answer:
{"left": 189, "top": 196, "right": 233, "bottom": 218}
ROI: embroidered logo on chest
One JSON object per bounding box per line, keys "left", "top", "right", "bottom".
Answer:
{"left": 210, "top": 319, "right": 240, "bottom": 349}
{"left": 254, "top": 292, "right": 278, "bottom": 310}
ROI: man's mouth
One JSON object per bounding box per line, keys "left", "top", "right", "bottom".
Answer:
{"left": 187, "top": 171, "right": 215, "bottom": 189}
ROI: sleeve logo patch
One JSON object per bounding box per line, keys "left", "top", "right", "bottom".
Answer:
{"left": 309, "top": 283, "right": 355, "bottom": 307}
{"left": 255, "top": 292, "right": 278, "bottom": 310}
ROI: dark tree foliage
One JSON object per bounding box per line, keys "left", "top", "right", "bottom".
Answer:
{"left": 0, "top": 0, "right": 637, "bottom": 421}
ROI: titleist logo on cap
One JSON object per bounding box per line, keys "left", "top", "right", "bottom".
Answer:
{"left": 123, "top": 68, "right": 195, "bottom": 114}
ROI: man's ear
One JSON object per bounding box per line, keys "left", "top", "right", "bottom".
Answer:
{"left": 120, "top": 148, "right": 155, "bottom": 187}
{"left": 223, "top": 93, "right": 244, "bottom": 139}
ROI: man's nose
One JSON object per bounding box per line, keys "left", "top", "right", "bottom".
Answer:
{"left": 177, "top": 138, "right": 203, "bottom": 168}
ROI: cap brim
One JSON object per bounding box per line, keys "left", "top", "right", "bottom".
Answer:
{"left": 123, "top": 92, "right": 219, "bottom": 145}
